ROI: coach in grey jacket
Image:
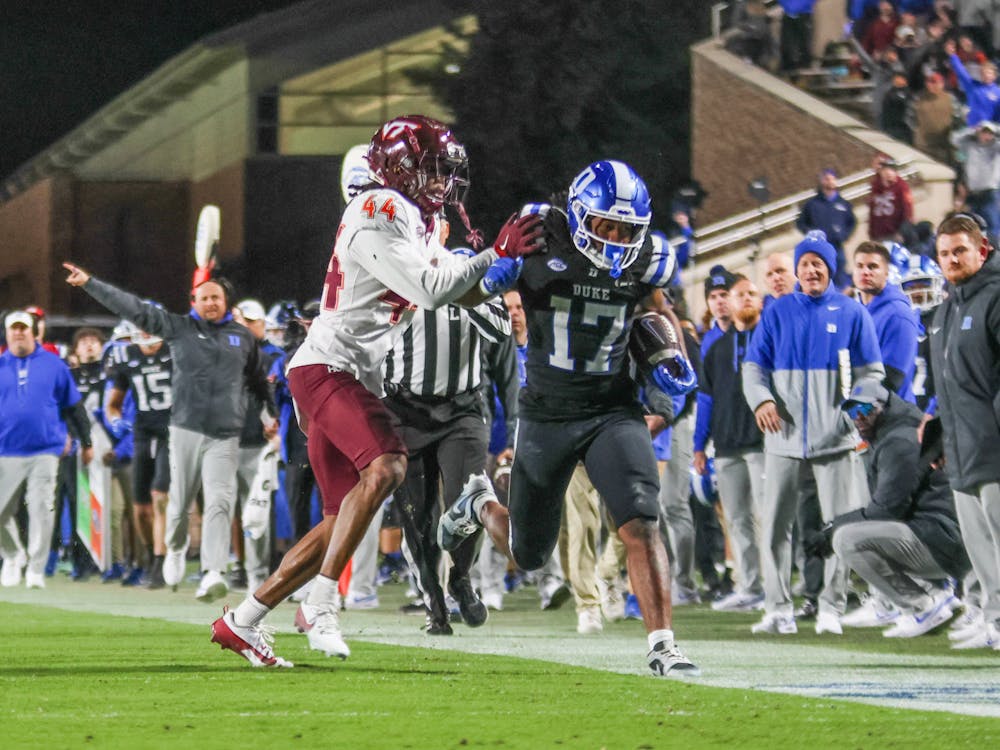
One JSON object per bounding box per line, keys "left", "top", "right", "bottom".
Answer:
{"left": 64, "top": 263, "right": 276, "bottom": 603}
{"left": 929, "top": 215, "right": 1000, "bottom": 648}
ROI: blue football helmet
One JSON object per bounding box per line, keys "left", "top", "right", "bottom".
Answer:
{"left": 899, "top": 255, "right": 945, "bottom": 311}
{"left": 567, "top": 160, "right": 651, "bottom": 278}
{"left": 689, "top": 458, "right": 718, "bottom": 508}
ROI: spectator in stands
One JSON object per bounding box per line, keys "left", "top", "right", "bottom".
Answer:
{"left": 724, "top": 0, "right": 777, "bottom": 69}
{"left": 0, "top": 311, "right": 93, "bottom": 589}
{"left": 696, "top": 276, "right": 766, "bottom": 613}
{"left": 743, "top": 233, "right": 885, "bottom": 636}
{"left": 868, "top": 156, "right": 915, "bottom": 241}
{"left": 955, "top": 0, "right": 995, "bottom": 58}
{"left": 951, "top": 120, "right": 1000, "bottom": 245}
{"left": 882, "top": 70, "right": 915, "bottom": 142}
{"left": 930, "top": 213, "right": 1000, "bottom": 649}
{"left": 763, "top": 251, "right": 795, "bottom": 308}
{"left": 946, "top": 37, "right": 1000, "bottom": 125}
{"left": 907, "top": 16, "right": 952, "bottom": 91}
{"left": 817, "top": 384, "right": 970, "bottom": 637}
{"left": 853, "top": 241, "right": 921, "bottom": 401}
{"left": 863, "top": 1, "right": 901, "bottom": 56}
{"left": 63, "top": 265, "right": 277, "bottom": 604}
{"left": 700, "top": 266, "right": 735, "bottom": 356}
{"left": 796, "top": 168, "right": 857, "bottom": 289}
{"left": 850, "top": 36, "right": 907, "bottom": 128}
{"left": 778, "top": 1, "right": 816, "bottom": 72}
{"left": 908, "top": 71, "right": 961, "bottom": 162}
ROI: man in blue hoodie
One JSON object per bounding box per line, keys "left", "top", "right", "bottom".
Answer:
{"left": 796, "top": 169, "right": 857, "bottom": 290}
{"left": 853, "top": 241, "right": 920, "bottom": 401}
{"left": 743, "top": 231, "right": 885, "bottom": 636}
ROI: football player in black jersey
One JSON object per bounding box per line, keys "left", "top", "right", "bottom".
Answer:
{"left": 106, "top": 326, "right": 173, "bottom": 588}
{"left": 440, "top": 160, "right": 701, "bottom": 677}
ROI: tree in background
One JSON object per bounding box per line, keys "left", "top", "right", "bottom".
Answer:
{"left": 422, "top": 0, "right": 710, "bottom": 235}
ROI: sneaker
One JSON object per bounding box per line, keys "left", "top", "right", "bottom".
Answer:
{"left": 424, "top": 616, "right": 453, "bottom": 636}
{"left": 883, "top": 595, "right": 954, "bottom": 638}
{"left": 25, "top": 570, "right": 46, "bottom": 589}
{"left": 711, "top": 591, "right": 765, "bottom": 612}
{"left": 400, "top": 599, "right": 427, "bottom": 615}
{"left": 1, "top": 554, "right": 24, "bottom": 588}
{"left": 448, "top": 576, "right": 488, "bottom": 627}
{"left": 344, "top": 593, "right": 379, "bottom": 610}
{"left": 481, "top": 590, "right": 504, "bottom": 612}
{"left": 289, "top": 579, "right": 312, "bottom": 602}
{"left": 815, "top": 611, "right": 843, "bottom": 635}
{"left": 949, "top": 608, "right": 984, "bottom": 642}
{"left": 227, "top": 564, "right": 248, "bottom": 590}
{"left": 624, "top": 593, "right": 643, "bottom": 620}
{"left": 648, "top": 640, "right": 701, "bottom": 678}
{"left": 101, "top": 562, "right": 126, "bottom": 583}
{"left": 210, "top": 607, "right": 292, "bottom": 668}
{"left": 841, "top": 596, "right": 900, "bottom": 628}
{"left": 121, "top": 567, "right": 145, "bottom": 587}
{"left": 163, "top": 543, "right": 188, "bottom": 588}
{"left": 195, "top": 570, "right": 229, "bottom": 602}
{"left": 577, "top": 606, "right": 604, "bottom": 635}
{"left": 146, "top": 557, "right": 166, "bottom": 590}
{"left": 950, "top": 621, "right": 1000, "bottom": 650}
{"left": 539, "top": 578, "right": 571, "bottom": 611}
{"left": 437, "top": 473, "right": 491, "bottom": 552}
{"left": 295, "top": 602, "right": 351, "bottom": 658}
{"left": 751, "top": 612, "right": 797, "bottom": 634}
{"left": 598, "top": 578, "right": 626, "bottom": 622}
{"left": 672, "top": 585, "right": 702, "bottom": 606}
{"left": 794, "top": 598, "right": 818, "bottom": 620}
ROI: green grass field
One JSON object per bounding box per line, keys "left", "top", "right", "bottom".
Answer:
{"left": 3, "top": 575, "right": 1000, "bottom": 749}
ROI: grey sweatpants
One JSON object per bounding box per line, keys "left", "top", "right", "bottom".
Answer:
{"left": 658, "top": 413, "right": 696, "bottom": 592}
{"left": 236, "top": 445, "right": 269, "bottom": 581}
{"left": 715, "top": 449, "right": 765, "bottom": 596}
{"left": 167, "top": 426, "right": 239, "bottom": 574}
{"left": 0, "top": 454, "right": 58, "bottom": 577}
{"left": 833, "top": 520, "right": 948, "bottom": 613}
{"left": 953, "top": 482, "right": 1000, "bottom": 626}
{"left": 760, "top": 451, "right": 859, "bottom": 616}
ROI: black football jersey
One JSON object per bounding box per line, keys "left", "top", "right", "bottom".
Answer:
{"left": 72, "top": 360, "right": 106, "bottom": 420}
{"left": 109, "top": 342, "right": 173, "bottom": 431}
{"left": 516, "top": 206, "right": 675, "bottom": 421}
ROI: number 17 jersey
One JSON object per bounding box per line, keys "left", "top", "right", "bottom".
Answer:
{"left": 517, "top": 205, "right": 676, "bottom": 422}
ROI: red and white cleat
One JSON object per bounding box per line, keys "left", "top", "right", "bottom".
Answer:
{"left": 210, "top": 606, "right": 293, "bottom": 668}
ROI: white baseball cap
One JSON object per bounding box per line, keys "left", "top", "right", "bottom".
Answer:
{"left": 4, "top": 311, "right": 34, "bottom": 329}
{"left": 237, "top": 299, "right": 266, "bottom": 321}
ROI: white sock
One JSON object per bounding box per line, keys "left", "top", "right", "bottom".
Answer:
{"left": 304, "top": 574, "right": 338, "bottom": 608}
{"left": 232, "top": 596, "right": 270, "bottom": 628}
{"left": 648, "top": 628, "right": 674, "bottom": 651}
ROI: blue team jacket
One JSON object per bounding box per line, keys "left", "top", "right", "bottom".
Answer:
{"left": 0, "top": 347, "right": 80, "bottom": 457}
{"left": 742, "top": 283, "right": 885, "bottom": 458}
{"left": 863, "top": 282, "right": 919, "bottom": 403}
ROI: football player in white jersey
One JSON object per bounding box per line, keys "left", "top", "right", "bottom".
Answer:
{"left": 211, "top": 115, "right": 543, "bottom": 666}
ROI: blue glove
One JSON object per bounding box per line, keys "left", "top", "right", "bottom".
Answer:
{"left": 479, "top": 257, "right": 522, "bottom": 296}
{"left": 650, "top": 356, "right": 698, "bottom": 397}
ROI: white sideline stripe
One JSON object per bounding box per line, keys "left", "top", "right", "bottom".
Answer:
{"left": 4, "top": 586, "right": 999, "bottom": 718}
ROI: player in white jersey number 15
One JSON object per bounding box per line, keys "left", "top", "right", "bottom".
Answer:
{"left": 210, "top": 115, "right": 544, "bottom": 666}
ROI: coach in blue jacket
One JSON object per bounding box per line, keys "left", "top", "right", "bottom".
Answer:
{"left": 743, "top": 232, "right": 884, "bottom": 636}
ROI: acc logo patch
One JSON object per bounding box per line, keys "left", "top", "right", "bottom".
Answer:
{"left": 547, "top": 258, "right": 568, "bottom": 272}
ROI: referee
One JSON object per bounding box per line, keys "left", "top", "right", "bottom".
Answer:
{"left": 384, "top": 279, "right": 511, "bottom": 635}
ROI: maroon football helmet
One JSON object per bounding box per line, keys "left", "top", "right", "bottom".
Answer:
{"left": 366, "top": 115, "right": 471, "bottom": 218}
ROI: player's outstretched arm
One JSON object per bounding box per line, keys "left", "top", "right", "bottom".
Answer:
{"left": 63, "top": 262, "right": 179, "bottom": 339}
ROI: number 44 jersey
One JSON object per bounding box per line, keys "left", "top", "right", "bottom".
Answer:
{"left": 517, "top": 204, "right": 676, "bottom": 422}
{"left": 289, "top": 187, "right": 495, "bottom": 397}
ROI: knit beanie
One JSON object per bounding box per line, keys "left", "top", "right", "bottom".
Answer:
{"left": 794, "top": 230, "right": 837, "bottom": 278}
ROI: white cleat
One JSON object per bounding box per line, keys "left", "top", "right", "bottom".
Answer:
{"left": 295, "top": 602, "right": 351, "bottom": 659}
{"left": 841, "top": 596, "right": 899, "bottom": 628}
{"left": 24, "top": 570, "right": 45, "bottom": 589}
{"left": 437, "top": 473, "right": 492, "bottom": 552}
{"left": 648, "top": 640, "right": 701, "bottom": 678}
{"left": 815, "top": 611, "right": 843, "bottom": 635}
{"left": 210, "top": 607, "right": 293, "bottom": 668}
{"left": 950, "top": 621, "right": 1000, "bottom": 650}
{"left": 711, "top": 590, "right": 765, "bottom": 612}
{"left": 480, "top": 589, "right": 504, "bottom": 612}
{"left": 1, "top": 550, "right": 26, "bottom": 588}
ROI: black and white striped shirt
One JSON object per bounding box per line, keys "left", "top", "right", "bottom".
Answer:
{"left": 385, "top": 301, "right": 510, "bottom": 397}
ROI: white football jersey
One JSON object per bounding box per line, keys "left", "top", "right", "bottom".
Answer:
{"left": 289, "top": 187, "right": 496, "bottom": 395}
